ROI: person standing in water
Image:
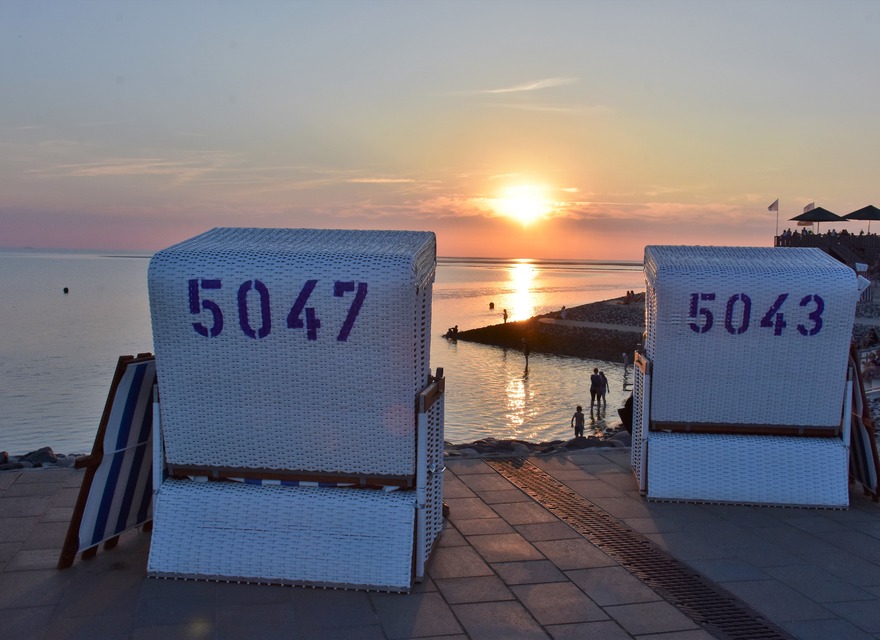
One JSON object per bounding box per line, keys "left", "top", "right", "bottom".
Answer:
{"left": 571, "top": 405, "right": 585, "bottom": 438}
{"left": 599, "top": 370, "right": 609, "bottom": 408}
{"left": 589, "top": 368, "right": 602, "bottom": 409}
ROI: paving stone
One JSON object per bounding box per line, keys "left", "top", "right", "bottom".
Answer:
{"left": 436, "top": 527, "right": 468, "bottom": 547}
{"left": 0, "top": 605, "right": 54, "bottom": 640}
{"left": 643, "top": 530, "right": 728, "bottom": 562}
{"left": 42, "top": 612, "right": 135, "bottom": 640}
{"left": 13, "top": 470, "right": 77, "bottom": 484}
{"left": 824, "top": 599, "right": 880, "bottom": 633}
{"left": 814, "top": 530, "right": 880, "bottom": 565}
{"left": 722, "top": 579, "right": 836, "bottom": 622}
{"left": 427, "top": 544, "right": 494, "bottom": 579}
{"left": 490, "top": 501, "right": 560, "bottom": 525}
{"left": 131, "top": 622, "right": 217, "bottom": 640}
{"left": 782, "top": 513, "right": 852, "bottom": 534}
{"left": 0, "top": 472, "right": 19, "bottom": 491}
{"left": 292, "top": 587, "right": 379, "bottom": 628}
{"left": 0, "top": 541, "right": 21, "bottom": 562}
{"left": 479, "top": 488, "right": 533, "bottom": 505}
{"left": 41, "top": 505, "right": 75, "bottom": 523}
{"left": 20, "top": 520, "right": 70, "bottom": 550}
{"left": 730, "top": 541, "right": 803, "bottom": 569}
{"left": 755, "top": 525, "right": 841, "bottom": 555}
{"left": 467, "top": 532, "right": 543, "bottom": 563}
{"left": 782, "top": 617, "right": 877, "bottom": 640}
{"left": 5, "top": 547, "right": 65, "bottom": 571}
{"left": 55, "top": 567, "right": 147, "bottom": 618}
{"left": 492, "top": 560, "right": 568, "bottom": 585}
{"left": 604, "top": 601, "right": 699, "bottom": 636}
{"left": 434, "top": 575, "right": 515, "bottom": 604}
{"left": 533, "top": 537, "right": 617, "bottom": 571}
{"left": 0, "top": 516, "right": 39, "bottom": 543}
{"left": 445, "top": 459, "right": 495, "bottom": 475}
{"left": 444, "top": 497, "right": 498, "bottom": 521}
{"left": 442, "top": 475, "right": 477, "bottom": 499}
{"left": 212, "top": 581, "right": 292, "bottom": 606}
{"left": 765, "top": 564, "right": 875, "bottom": 603}
{"left": 452, "top": 600, "right": 547, "bottom": 640}
{"left": 1, "top": 482, "right": 67, "bottom": 498}
{"left": 454, "top": 517, "right": 516, "bottom": 536}
{"left": 564, "top": 479, "right": 628, "bottom": 499}
{"left": 0, "top": 495, "right": 52, "bottom": 518}
{"left": 801, "top": 550, "right": 880, "bottom": 587}
{"left": 545, "top": 619, "right": 634, "bottom": 640}
{"left": 566, "top": 566, "right": 662, "bottom": 606}
{"left": 0, "top": 568, "right": 71, "bottom": 608}
{"left": 458, "top": 472, "right": 516, "bottom": 492}
{"left": 213, "top": 601, "right": 299, "bottom": 639}
{"left": 511, "top": 581, "right": 608, "bottom": 625}
{"left": 371, "top": 591, "right": 463, "bottom": 639}
{"left": 586, "top": 495, "right": 657, "bottom": 519}
{"left": 513, "top": 521, "right": 581, "bottom": 542}
{"left": 684, "top": 557, "right": 770, "bottom": 583}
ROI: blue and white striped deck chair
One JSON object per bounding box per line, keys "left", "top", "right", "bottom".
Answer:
{"left": 58, "top": 354, "right": 157, "bottom": 569}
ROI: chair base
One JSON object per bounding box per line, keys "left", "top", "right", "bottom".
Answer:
{"left": 148, "top": 479, "right": 417, "bottom": 591}
{"left": 646, "top": 432, "right": 850, "bottom": 508}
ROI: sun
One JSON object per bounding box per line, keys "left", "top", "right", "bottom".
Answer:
{"left": 493, "top": 185, "right": 552, "bottom": 226}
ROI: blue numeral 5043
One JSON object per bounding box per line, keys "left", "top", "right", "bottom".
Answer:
{"left": 687, "top": 292, "right": 823, "bottom": 336}
{"left": 188, "top": 278, "right": 368, "bottom": 341}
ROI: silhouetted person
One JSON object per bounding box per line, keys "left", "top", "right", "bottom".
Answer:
{"left": 599, "top": 370, "right": 608, "bottom": 408}
{"left": 589, "top": 367, "right": 602, "bottom": 409}
{"left": 503, "top": 308, "right": 508, "bottom": 323}
{"left": 571, "top": 405, "right": 585, "bottom": 438}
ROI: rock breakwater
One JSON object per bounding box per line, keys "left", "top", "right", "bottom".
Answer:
{"left": 452, "top": 296, "right": 645, "bottom": 362}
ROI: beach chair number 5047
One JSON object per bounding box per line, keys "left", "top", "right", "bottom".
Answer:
{"left": 188, "top": 278, "right": 368, "bottom": 341}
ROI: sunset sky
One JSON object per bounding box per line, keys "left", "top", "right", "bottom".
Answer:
{"left": 2, "top": 0, "right": 879, "bottom": 260}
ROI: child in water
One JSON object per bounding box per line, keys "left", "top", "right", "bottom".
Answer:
{"left": 571, "top": 405, "right": 585, "bottom": 438}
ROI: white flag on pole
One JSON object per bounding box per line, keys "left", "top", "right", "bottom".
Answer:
{"left": 768, "top": 199, "right": 779, "bottom": 212}
{"left": 804, "top": 202, "right": 815, "bottom": 213}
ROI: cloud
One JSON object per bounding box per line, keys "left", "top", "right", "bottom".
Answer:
{"left": 346, "top": 177, "right": 416, "bottom": 184}
{"left": 479, "top": 77, "right": 579, "bottom": 94}
{"left": 487, "top": 102, "right": 612, "bottom": 115}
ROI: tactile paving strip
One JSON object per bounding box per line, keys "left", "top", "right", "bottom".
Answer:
{"left": 485, "top": 457, "right": 796, "bottom": 640}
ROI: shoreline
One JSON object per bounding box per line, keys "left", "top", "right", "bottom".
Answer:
{"left": 7, "top": 293, "right": 880, "bottom": 468}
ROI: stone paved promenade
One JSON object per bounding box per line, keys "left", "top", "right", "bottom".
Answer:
{"left": 4, "top": 450, "right": 880, "bottom": 639}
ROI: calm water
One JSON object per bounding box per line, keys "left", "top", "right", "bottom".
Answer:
{"left": 0, "top": 249, "right": 644, "bottom": 454}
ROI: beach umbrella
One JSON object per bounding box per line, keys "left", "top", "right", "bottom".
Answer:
{"left": 789, "top": 207, "right": 847, "bottom": 233}
{"left": 845, "top": 205, "right": 880, "bottom": 233}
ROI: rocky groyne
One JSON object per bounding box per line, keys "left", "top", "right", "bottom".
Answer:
{"left": 453, "top": 297, "right": 645, "bottom": 362}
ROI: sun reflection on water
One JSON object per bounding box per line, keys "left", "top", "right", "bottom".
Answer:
{"left": 508, "top": 261, "right": 537, "bottom": 321}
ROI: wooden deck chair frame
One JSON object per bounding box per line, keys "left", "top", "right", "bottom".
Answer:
{"left": 58, "top": 353, "right": 157, "bottom": 569}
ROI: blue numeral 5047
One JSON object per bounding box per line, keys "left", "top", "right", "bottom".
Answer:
{"left": 188, "top": 278, "right": 368, "bottom": 341}
{"left": 687, "top": 292, "right": 823, "bottom": 337}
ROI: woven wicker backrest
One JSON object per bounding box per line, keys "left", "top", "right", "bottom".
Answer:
{"left": 645, "top": 245, "right": 857, "bottom": 434}
{"left": 148, "top": 228, "right": 436, "bottom": 476}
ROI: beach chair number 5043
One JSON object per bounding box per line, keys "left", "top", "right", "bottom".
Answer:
{"left": 688, "top": 292, "right": 824, "bottom": 337}
{"left": 188, "top": 278, "right": 368, "bottom": 341}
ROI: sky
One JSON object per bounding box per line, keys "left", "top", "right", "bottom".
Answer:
{"left": 2, "top": 0, "right": 879, "bottom": 260}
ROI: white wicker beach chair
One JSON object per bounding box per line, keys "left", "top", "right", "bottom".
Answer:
{"left": 146, "top": 228, "right": 443, "bottom": 591}
{"left": 632, "top": 246, "right": 859, "bottom": 507}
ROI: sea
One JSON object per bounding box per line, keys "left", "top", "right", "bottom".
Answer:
{"left": 0, "top": 248, "right": 645, "bottom": 455}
